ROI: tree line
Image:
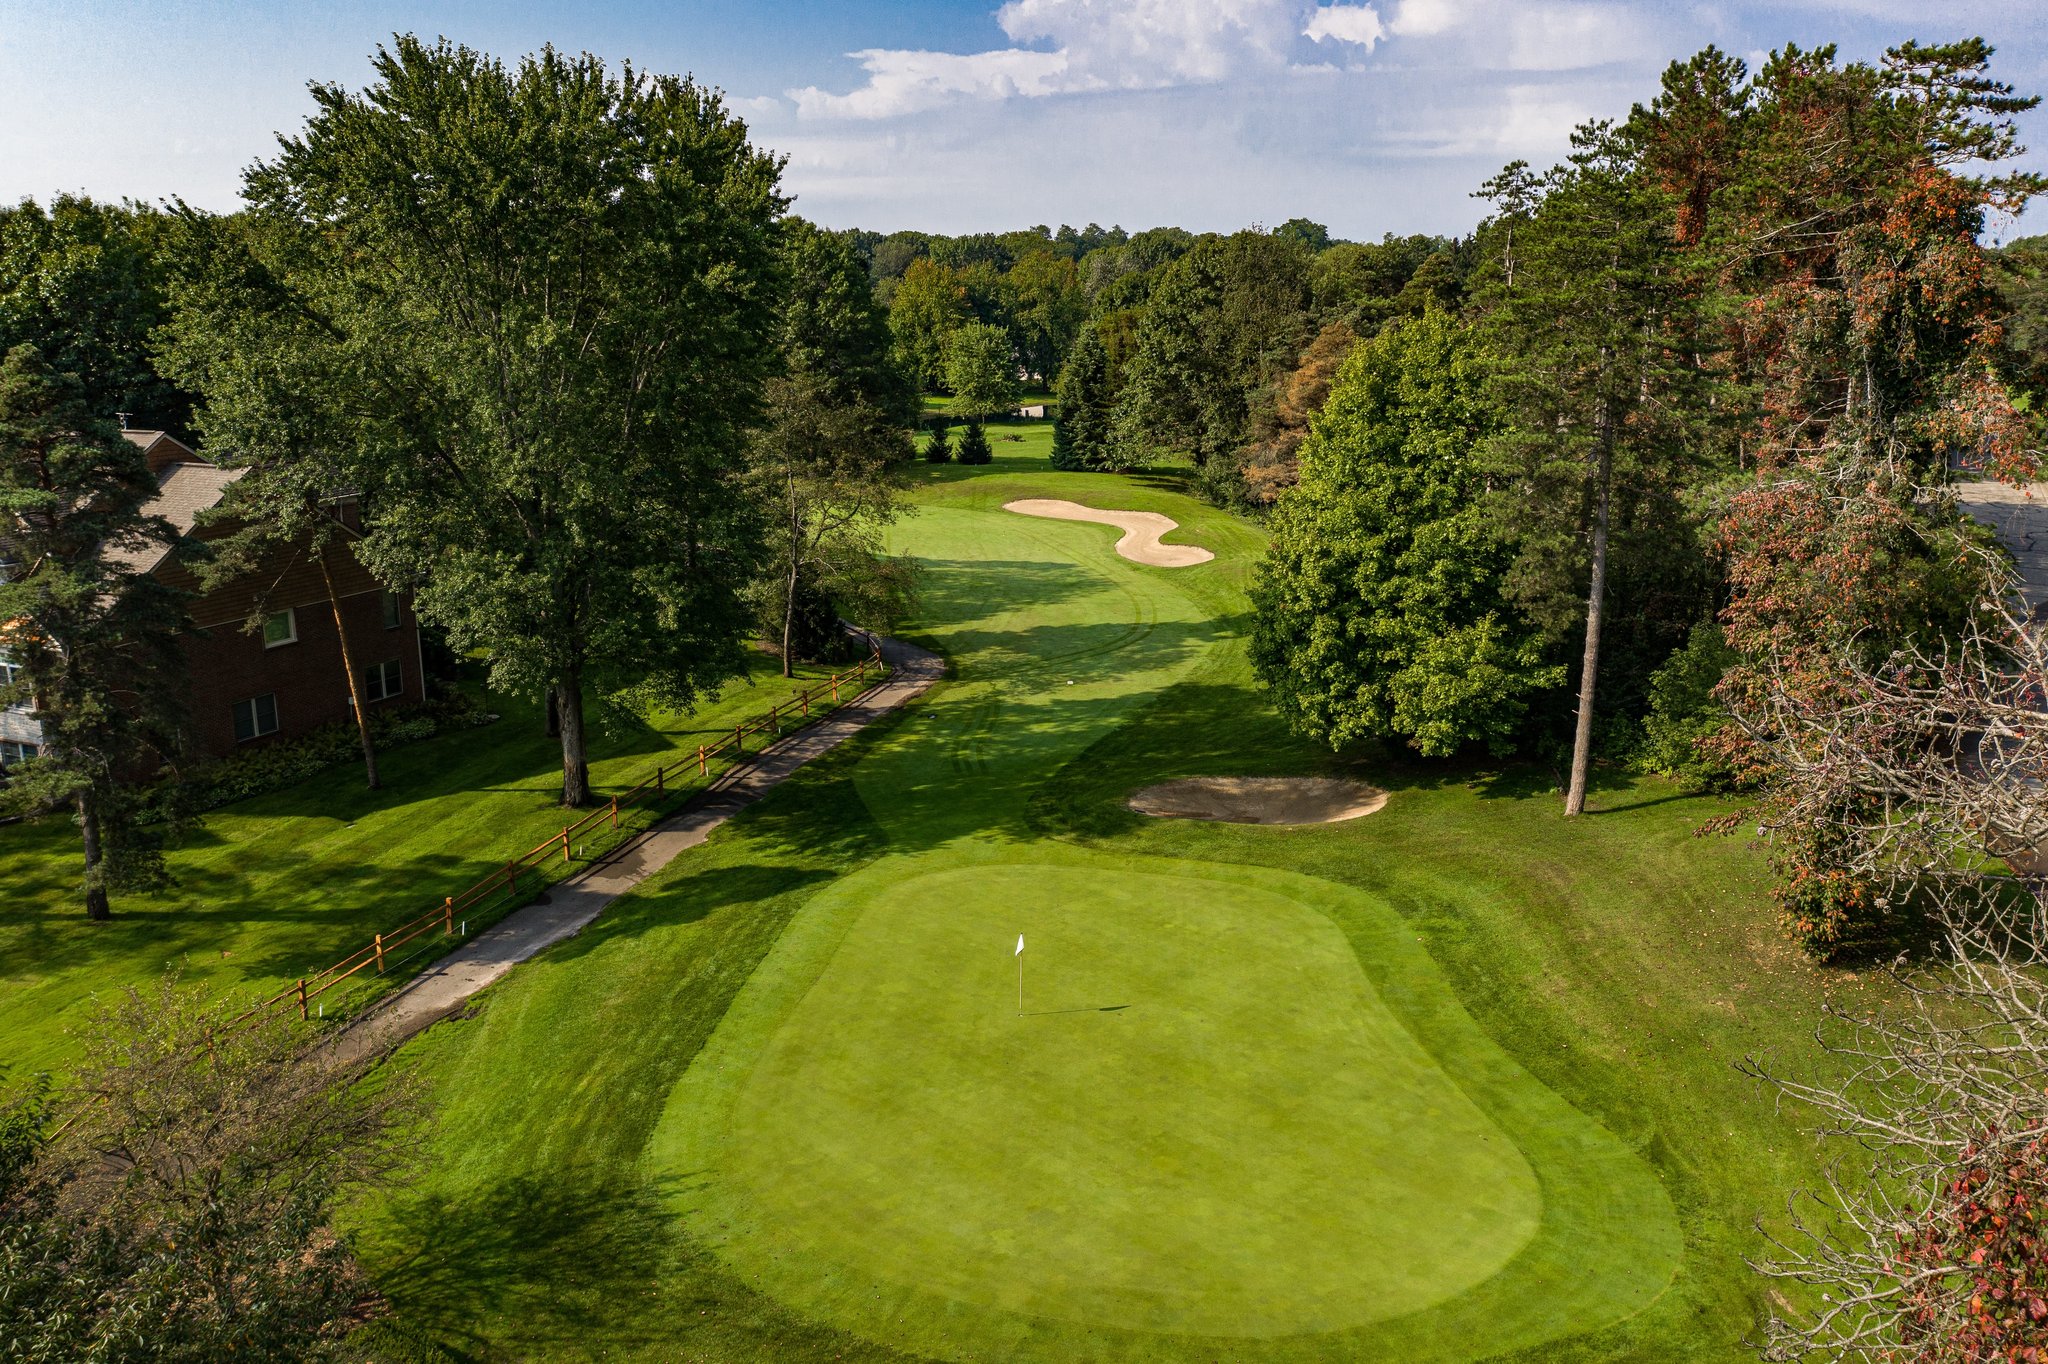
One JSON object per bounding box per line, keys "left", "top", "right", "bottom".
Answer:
{"left": 1254, "top": 37, "right": 2048, "bottom": 1357}
{"left": 1252, "top": 40, "right": 2046, "bottom": 849}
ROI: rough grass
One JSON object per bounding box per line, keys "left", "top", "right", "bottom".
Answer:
{"left": 344, "top": 441, "right": 1890, "bottom": 1361}
{"left": 0, "top": 659, "right": 842, "bottom": 1076}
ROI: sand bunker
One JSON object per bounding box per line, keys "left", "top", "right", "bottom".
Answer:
{"left": 1003, "top": 499, "right": 1215, "bottom": 568}
{"left": 1127, "top": 777, "right": 1388, "bottom": 826}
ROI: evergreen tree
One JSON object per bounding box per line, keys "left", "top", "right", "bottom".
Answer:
{"left": 955, "top": 420, "right": 992, "bottom": 465}
{"left": 1475, "top": 122, "right": 1710, "bottom": 815}
{"left": 0, "top": 346, "right": 188, "bottom": 919}
{"left": 923, "top": 421, "right": 953, "bottom": 463}
{"left": 1050, "top": 323, "right": 1114, "bottom": 471}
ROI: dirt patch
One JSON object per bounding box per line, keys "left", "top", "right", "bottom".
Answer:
{"left": 1126, "top": 777, "right": 1388, "bottom": 826}
{"left": 1003, "top": 498, "right": 1215, "bottom": 568}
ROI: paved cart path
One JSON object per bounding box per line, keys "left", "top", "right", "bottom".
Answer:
{"left": 335, "top": 637, "right": 942, "bottom": 1061}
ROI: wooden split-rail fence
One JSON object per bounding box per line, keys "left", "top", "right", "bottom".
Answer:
{"left": 225, "top": 643, "right": 892, "bottom": 1035}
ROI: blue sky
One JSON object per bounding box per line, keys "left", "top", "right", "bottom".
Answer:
{"left": 4, "top": 1, "right": 2045, "bottom": 240}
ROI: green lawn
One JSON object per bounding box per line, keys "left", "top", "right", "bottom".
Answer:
{"left": 342, "top": 452, "right": 1887, "bottom": 1361}
{"left": 0, "top": 658, "right": 843, "bottom": 1076}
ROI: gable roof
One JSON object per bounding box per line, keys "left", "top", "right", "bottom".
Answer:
{"left": 105, "top": 461, "right": 243, "bottom": 578}
{"left": 121, "top": 429, "right": 201, "bottom": 476}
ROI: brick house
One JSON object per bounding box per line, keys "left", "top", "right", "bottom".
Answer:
{"left": 0, "top": 431, "right": 424, "bottom": 769}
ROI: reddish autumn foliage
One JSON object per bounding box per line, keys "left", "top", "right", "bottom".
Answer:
{"left": 1893, "top": 1135, "right": 2048, "bottom": 1361}
{"left": 1670, "top": 41, "right": 2047, "bottom": 956}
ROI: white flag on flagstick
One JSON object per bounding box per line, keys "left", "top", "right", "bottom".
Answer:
{"left": 1015, "top": 934, "right": 1025, "bottom": 956}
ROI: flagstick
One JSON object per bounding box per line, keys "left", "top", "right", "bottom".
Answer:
{"left": 1017, "top": 951, "right": 1024, "bottom": 1015}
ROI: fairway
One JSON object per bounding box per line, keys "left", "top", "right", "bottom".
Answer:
{"left": 635, "top": 457, "right": 1682, "bottom": 1361}
{"left": 347, "top": 441, "right": 1854, "bottom": 1362}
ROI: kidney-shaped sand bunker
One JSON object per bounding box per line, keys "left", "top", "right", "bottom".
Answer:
{"left": 1127, "top": 776, "right": 1388, "bottom": 825}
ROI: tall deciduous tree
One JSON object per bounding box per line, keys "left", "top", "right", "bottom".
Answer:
{"left": 1113, "top": 230, "right": 1313, "bottom": 474}
{"left": 776, "top": 219, "right": 917, "bottom": 426}
{"left": 751, "top": 220, "right": 914, "bottom": 676}
{"left": 749, "top": 378, "right": 910, "bottom": 675}
{"left": 0, "top": 346, "right": 188, "bottom": 919}
{"left": 1008, "top": 251, "right": 1086, "bottom": 386}
{"left": 1251, "top": 313, "right": 1560, "bottom": 755}
{"left": 944, "top": 321, "right": 1019, "bottom": 421}
{"left": 0, "top": 196, "right": 192, "bottom": 435}
{"left": 238, "top": 37, "right": 786, "bottom": 807}
{"left": 889, "top": 257, "right": 970, "bottom": 394}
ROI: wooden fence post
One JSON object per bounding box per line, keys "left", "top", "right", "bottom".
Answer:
{"left": 296, "top": 979, "right": 309, "bottom": 1020}
{"left": 698, "top": 745, "right": 707, "bottom": 776}
{"left": 657, "top": 765, "right": 665, "bottom": 794}
{"left": 374, "top": 933, "right": 386, "bottom": 974}
{"left": 610, "top": 797, "right": 619, "bottom": 830}
{"left": 562, "top": 827, "right": 572, "bottom": 863}
{"left": 735, "top": 724, "right": 744, "bottom": 752}
{"left": 448, "top": 895, "right": 459, "bottom": 932}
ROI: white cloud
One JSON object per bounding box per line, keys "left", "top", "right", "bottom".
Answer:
{"left": 794, "top": 0, "right": 1400, "bottom": 120}
{"left": 790, "top": 48, "right": 1070, "bottom": 119}
{"left": 1387, "top": 0, "right": 1461, "bottom": 37}
{"left": 1304, "top": 5, "right": 1387, "bottom": 48}
{"left": 792, "top": 0, "right": 1668, "bottom": 121}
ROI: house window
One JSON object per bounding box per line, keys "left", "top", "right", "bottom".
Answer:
{"left": 232, "top": 693, "right": 280, "bottom": 742}
{"left": 262, "top": 608, "right": 297, "bottom": 648}
{"left": 0, "top": 740, "right": 36, "bottom": 766}
{"left": 365, "top": 660, "right": 403, "bottom": 704}
{"left": 0, "top": 655, "right": 20, "bottom": 694}
{"left": 381, "top": 590, "right": 402, "bottom": 630}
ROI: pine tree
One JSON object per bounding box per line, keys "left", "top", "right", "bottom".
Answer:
{"left": 923, "top": 421, "right": 953, "bottom": 463}
{"left": 1476, "top": 121, "right": 1710, "bottom": 816}
{"left": 955, "top": 420, "right": 992, "bottom": 465}
{"left": 1050, "top": 323, "right": 1112, "bottom": 470}
{"left": 0, "top": 346, "right": 188, "bottom": 919}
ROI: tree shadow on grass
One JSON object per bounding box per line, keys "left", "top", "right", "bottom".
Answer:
{"left": 904, "top": 558, "right": 1099, "bottom": 636}
{"left": 369, "top": 1171, "right": 681, "bottom": 1361}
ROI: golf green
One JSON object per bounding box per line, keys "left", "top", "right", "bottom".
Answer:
{"left": 641, "top": 475, "right": 1686, "bottom": 1361}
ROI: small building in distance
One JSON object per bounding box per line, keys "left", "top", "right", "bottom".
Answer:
{"left": 1, "top": 430, "right": 424, "bottom": 771}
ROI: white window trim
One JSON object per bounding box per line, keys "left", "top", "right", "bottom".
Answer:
{"left": 263, "top": 608, "right": 298, "bottom": 649}
{"left": 365, "top": 659, "right": 403, "bottom": 704}
{"left": 233, "top": 693, "right": 280, "bottom": 742}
